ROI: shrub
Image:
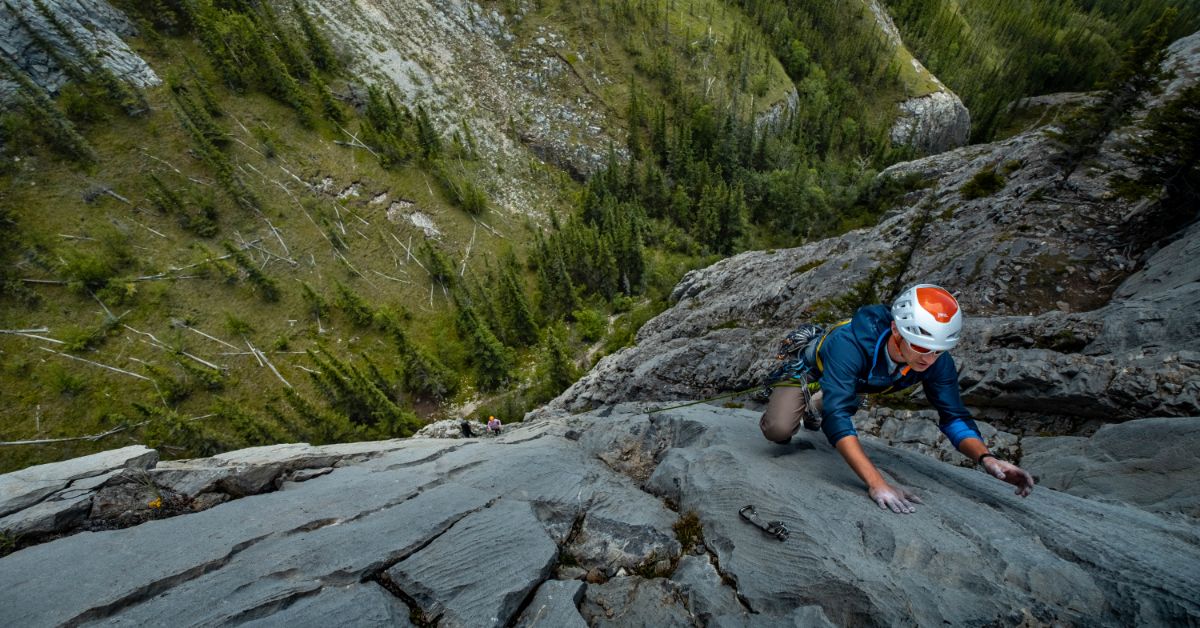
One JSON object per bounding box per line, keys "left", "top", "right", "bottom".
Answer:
{"left": 334, "top": 281, "right": 375, "bottom": 327}
{"left": 434, "top": 161, "right": 489, "bottom": 215}
{"left": 961, "top": 168, "right": 1005, "bottom": 199}
{"left": 572, "top": 308, "right": 608, "bottom": 343}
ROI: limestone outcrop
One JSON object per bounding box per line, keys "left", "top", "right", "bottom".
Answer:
{"left": 0, "top": 0, "right": 159, "bottom": 100}
{"left": 890, "top": 89, "right": 972, "bottom": 155}
{"left": 1, "top": 408, "right": 1197, "bottom": 626}
{"left": 862, "top": 0, "right": 971, "bottom": 154}
{"left": 1022, "top": 417, "right": 1200, "bottom": 518}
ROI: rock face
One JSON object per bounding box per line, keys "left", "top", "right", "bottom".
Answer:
{"left": 537, "top": 31, "right": 1200, "bottom": 442}
{"left": 0, "top": 0, "right": 159, "bottom": 100}
{"left": 303, "top": 0, "right": 622, "bottom": 203}
{"left": 2, "top": 408, "right": 1198, "bottom": 626}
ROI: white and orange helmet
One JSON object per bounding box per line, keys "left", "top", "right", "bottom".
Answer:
{"left": 891, "top": 284, "right": 962, "bottom": 351}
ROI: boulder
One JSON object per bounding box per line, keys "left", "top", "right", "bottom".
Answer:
{"left": 891, "top": 90, "right": 972, "bottom": 155}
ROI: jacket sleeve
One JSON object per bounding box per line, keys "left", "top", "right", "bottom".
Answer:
{"left": 817, "top": 334, "right": 865, "bottom": 446}
{"left": 921, "top": 355, "right": 982, "bottom": 448}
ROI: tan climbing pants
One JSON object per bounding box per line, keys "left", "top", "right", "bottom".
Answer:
{"left": 759, "top": 384, "right": 823, "bottom": 444}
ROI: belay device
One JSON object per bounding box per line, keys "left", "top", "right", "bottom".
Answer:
{"left": 739, "top": 505, "right": 789, "bottom": 541}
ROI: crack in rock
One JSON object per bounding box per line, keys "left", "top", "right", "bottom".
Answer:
{"left": 62, "top": 532, "right": 275, "bottom": 625}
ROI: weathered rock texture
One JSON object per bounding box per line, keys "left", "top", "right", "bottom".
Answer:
{"left": 890, "top": 89, "right": 972, "bottom": 155}
{"left": 2, "top": 408, "right": 1198, "bottom": 626}
{"left": 537, "top": 31, "right": 1200, "bottom": 443}
{"left": 0, "top": 0, "right": 159, "bottom": 100}
{"left": 1022, "top": 417, "right": 1200, "bottom": 518}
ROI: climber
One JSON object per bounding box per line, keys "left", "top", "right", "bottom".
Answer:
{"left": 487, "top": 415, "right": 503, "bottom": 435}
{"left": 759, "top": 284, "right": 1035, "bottom": 514}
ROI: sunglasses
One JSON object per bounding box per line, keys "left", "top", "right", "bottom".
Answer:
{"left": 907, "top": 340, "right": 943, "bottom": 355}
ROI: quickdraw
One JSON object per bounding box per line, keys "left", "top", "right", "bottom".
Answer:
{"left": 739, "top": 505, "right": 789, "bottom": 541}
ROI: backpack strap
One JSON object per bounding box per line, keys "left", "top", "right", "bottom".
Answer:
{"left": 812, "top": 319, "right": 851, "bottom": 374}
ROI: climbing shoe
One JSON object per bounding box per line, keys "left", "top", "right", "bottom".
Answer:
{"left": 799, "top": 377, "right": 822, "bottom": 431}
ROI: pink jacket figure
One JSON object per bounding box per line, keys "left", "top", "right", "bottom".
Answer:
{"left": 487, "top": 416, "right": 502, "bottom": 434}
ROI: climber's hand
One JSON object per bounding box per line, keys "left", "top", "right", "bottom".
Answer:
{"left": 982, "top": 457, "right": 1035, "bottom": 497}
{"left": 868, "top": 482, "right": 922, "bottom": 514}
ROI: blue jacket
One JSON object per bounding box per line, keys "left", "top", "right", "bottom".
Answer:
{"left": 812, "top": 305, "right": 982, "bottom": 448}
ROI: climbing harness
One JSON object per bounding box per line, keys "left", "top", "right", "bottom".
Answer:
{"left": 739, "top": 505, "right": 789, "bottom": 541}
{"left": 755, "top": 320, "right": 849, "bottom": 402}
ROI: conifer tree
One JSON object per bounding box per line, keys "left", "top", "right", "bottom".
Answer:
{"left": 1054, "top": 9, "right": 1178, "bottom": 182}
{"left": 306, "top": 349, "right": 420, "bottom": 436}
{"left": 333, "top": 280, "right": 374, "bottom": 326}
{"left": 280, "top": 386, "right": 358, "bottom": 444}
{"left": 0, "top": 52, "right": 94, "bottom": 162}
{"left": 214, "top": 400, "right": 289, "bottom": 447}
{"left": 1113, "top": 81, "right": 1200, "bottom": 217}
{"left": 416, "top": 105, "right": 443, "bottom": 159}
{"left": 423, "top": 242, "right": 456, "bottom": 294}
{"left": 715, "top": 181, "right": 748, "bottom": 255}
{"left": 453, "top": 294, "right": 514, "bottom": 391}
{"left": 222, "top": 241, "right": 281, "bottom": 302}
{"left": 541, "top": 322, "right": 578, "bottom": 396}
{"left": 499, "top": 255, "right": 539, "bottom": 346}
{"left": 292, "top": 0, "right": 338, "bottom": 72}
{"left": 378, "top": 311, "right": 458, "bottom": 400}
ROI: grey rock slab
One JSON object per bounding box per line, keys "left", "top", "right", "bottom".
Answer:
{"left": 151, "top": 440, "right": 417, "bottom": 499}
{"left": 75, "top": 483, "right": 493, "bottom": 626}
{"left": 1088, "top": 219, "right": 1200, "bottom": 355}
{"left": 0, "top": 490, "right": 92, "bottom": 537}
{"left": 515, "top": 579, "right": 587, "bottom": 628}
{"left": 0, "top": 461, "right": 448, "bottom": 626}
{"left": 0, "top": 445, "right": 157, "bottom": 518}
{"left": 394, "top": 421, "right": 679, "bottom": 563}
{"left": 3, "top": 406, "right": 1200, "bottom": 626}
{"left": 671, "top": 554, "right": 749, "bottom": 624}
{"left": 580, "top": 576, "right": 694, "bottom": 627}
{"left": 232, "top": 582, "right": 415, "bottom": 628}
{"left": 1023, "top": 417, "right": 1200, "bottom": 517}
{"left": 384, "top": 498, "right": 558, "bottom": 627}
{"left": 642, "top": 404, "right": 1200, "bottom": 626}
